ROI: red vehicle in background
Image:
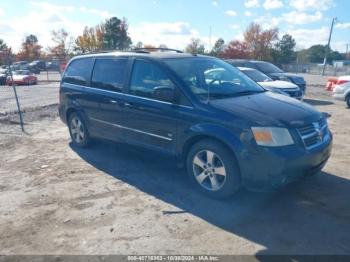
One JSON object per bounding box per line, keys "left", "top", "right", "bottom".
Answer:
{"left": 7, "top": 70, "right": 38, "bottom": 85}
{"left": 60, "top": 62, "right": 67, "bottom": 73}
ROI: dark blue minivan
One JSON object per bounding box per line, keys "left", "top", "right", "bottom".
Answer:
{"left": 59, "top": 49, "right": 332, "bottom": 198}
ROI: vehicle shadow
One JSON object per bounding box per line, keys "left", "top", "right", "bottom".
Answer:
{"left": 304, "top": 98, "right": 334, "bottom": 106}
{"left": 70, "top": 140, "right": 350, "bottom": 256}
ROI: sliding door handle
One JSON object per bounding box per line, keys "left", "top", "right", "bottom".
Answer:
{"left": 123, "top": 102, "right": 133, "bottom": 108}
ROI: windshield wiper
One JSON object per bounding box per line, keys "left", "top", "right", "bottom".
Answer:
{"left": 233, "top": 90, "right": 266, "bottom": 96}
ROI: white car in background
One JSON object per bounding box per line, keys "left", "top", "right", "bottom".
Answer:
{"left": 332, "top": 76, "right": 350, "bottom": 108}
{"left": 238, "top": 67, "right": 303, "bottom": 100}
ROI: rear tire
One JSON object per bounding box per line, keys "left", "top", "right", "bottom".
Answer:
{"left": 186, "top": 139, "right": 241, "bottom": 199}
{"left": 68, "top": 112, "right": 91, "bottom": 148}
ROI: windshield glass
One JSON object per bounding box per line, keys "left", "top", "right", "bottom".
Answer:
{"left": 255, "top": 62, "right": 283, "bottom": 74}
{"left": 164, "top": 57, "right": 265, "bottom": 100}
{"left": 0, "top": 69, "right": 7, "bottom": 74}
{"left": 14, "top": 70, "right": 30, "bottom": 75}
{"left": 241, "top": 69, "right": 272, "bottom": 82}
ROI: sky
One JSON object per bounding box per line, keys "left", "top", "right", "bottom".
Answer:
{"left": 0, "top": 0, "right": 350, "bottom": 53}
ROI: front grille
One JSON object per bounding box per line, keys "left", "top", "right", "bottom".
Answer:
{"left": 297, "top": 118, "right": 329, "bottom": 149}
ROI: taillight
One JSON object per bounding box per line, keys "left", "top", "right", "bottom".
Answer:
{"left": 337, "top": 79, "right": 349, "bottom": 85}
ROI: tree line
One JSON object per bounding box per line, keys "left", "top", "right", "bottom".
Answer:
{"left": 0, "top": 17, "right": 347, "bottom": 65}
{"left": 186, "top": 23, "right": 346, "bottom": 65}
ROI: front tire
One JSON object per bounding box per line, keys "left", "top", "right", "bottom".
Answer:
{"left": 186, "top": 139, "right": 241, "bottom": 199}
{"left": 68, "top": 112, "right": 90, "bottom": 148}
{"left": 346, "top": 95, "right": 350, "bottom": 108}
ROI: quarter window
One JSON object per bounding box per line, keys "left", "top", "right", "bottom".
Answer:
{"left": 130, "top": 60, "right": 175, "bottom": 100}
{"left": 62, "top": 58, "right": 94, "bottom": 86}
{"left": 91, "top": 58, "right": 128, "bottom": 92}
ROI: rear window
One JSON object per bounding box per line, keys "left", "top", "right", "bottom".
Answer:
{"left": 228, "top": 61, "right": 245, "bottom": 67}
{"left": 62, "top": 58, "right": 94, "bottom": 86}
{"left": 91, "top": 58, "right": 128, "bottom": 92}
{"left": 242, "top": 69, "right": 272, "bottom": 82}
{"left": 254, "top": 62, "right": 283, "bottom": 74}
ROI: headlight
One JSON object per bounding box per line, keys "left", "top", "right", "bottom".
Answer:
{"left": 251, "top": 127, "right": 294, "bottom": 147}
{"left": 278, "top": 76, "right": 292, "bottom": 82}
{"left": 268, "top": 87, "right": 290, "bottom": 96}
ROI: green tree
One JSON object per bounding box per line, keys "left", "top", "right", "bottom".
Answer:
{"left": 307, "top": 45, "right": 326, "bottom": 63}
{"left": 299, "top": 45, "right": 342, "bottom": 64}
{"left": 210, "top": 38, "right": 225, "bottom": 57}
{"left": 0, "top": 39, "right": 9, "bottom": 64}
{"left": 329, "top": 50, "right": 342, "bottom": 62}
{"left": 185, "top": 38, "right": 205, "bottom": 55}
{"left": 103, "top": 17, "right": 132, "bottom": 50}
{"left": 0, "top": 39, "right": 7, "bottom": 50}
{"left": 272, "top": 34, "right": 296, "bottom": 64}
{"left": 135, "top": 41, "right": 143, "bottom": 49}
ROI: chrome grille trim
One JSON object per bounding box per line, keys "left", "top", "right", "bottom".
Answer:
{"left": 297, "top": 119, "right": 329, "bottom": 150}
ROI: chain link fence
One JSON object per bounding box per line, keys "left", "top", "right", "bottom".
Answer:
{"left": 0, "top": 70, "right": 61, "bottom": 133}
{"left": 282, "top": 63, "right": 350, "bottom": 76}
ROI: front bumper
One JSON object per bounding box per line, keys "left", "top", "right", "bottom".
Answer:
{"left": 7, "top": 80, "right": 27, "bottom": 85}
{"left": 333, "top": 93, "right": 345, "bottom": 101}
{"left": 240, "top": 134, "right": 332, "bottom": 191}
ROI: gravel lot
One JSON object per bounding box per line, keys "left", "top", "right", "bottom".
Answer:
{"left": 0, "top": 78, "right": 349, "bottom": 255}
{"left": 0, "top": 83, "right": 58, "bottom": 115}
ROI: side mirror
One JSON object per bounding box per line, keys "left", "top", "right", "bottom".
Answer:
{"left": 153, "top": 86, "right": 175, "bottom": 103}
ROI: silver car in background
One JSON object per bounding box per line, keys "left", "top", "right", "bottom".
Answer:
{"left": 238, "top": 67, "right": 303, "bottom": 100}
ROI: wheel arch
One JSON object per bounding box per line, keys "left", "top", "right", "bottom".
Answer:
{"left": 66, "top": 107, "right": 77, "bottom": 123}
{"left": 179, "top": 125, "right": 245, "bottom": 174}
{"left": 65, "top": 106, "right": 90, "bottom": 130}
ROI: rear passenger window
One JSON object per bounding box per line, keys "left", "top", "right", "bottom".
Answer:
{"left": 130, "top": 60, "right": 175, "bottom": 100}
{"left": 91, "top": 58, "right": 128, "bottom": 92}
{"left": 63, "top": 58, "right": 94, "bottom": 86}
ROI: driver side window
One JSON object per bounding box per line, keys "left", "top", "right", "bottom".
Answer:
{"left": 130, "top": 60, "right": 175, "bottom": 100}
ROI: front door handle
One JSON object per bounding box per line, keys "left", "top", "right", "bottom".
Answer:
{"left": 109, "top": 99, "right": 118, "bottom": 104}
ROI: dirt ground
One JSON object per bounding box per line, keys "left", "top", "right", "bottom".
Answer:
{"left": 0, "top": 84, "right": 349, "bottom": 255}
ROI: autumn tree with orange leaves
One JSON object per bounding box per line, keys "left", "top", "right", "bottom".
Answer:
{"left": 215, "top": 23, "right": 279, "bottom": 60}
{"left": 243, "top": 23, "right": 278, "bottom": 60}
{"left": 16, "top": 34, "right": 42, "bottom": 61}
{"left": 221, "top": 40, "right": 250, "bottom": 59}
{"left": 75, "top": 24, "right": 105, "bottom": 53}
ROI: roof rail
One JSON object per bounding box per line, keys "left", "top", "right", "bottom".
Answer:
{"left": 80, "top": 50, "right": 120, "bottom": 55}
{"left": 132, "top": 48, "right": 184, "bottom": 53}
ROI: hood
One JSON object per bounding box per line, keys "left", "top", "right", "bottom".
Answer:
{"left": 210, "top": 92, "right": 320, "bottom": 127}
{"left": 258, "top": 80, "right": 299, "bottom": 89}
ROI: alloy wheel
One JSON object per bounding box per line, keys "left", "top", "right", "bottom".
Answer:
{"left": 70, "top": 116, "right": 85, "bottom": 144}
{"left": 192, "top": 150, "right": 227, "bottom": 191}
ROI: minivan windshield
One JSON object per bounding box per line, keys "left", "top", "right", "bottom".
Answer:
{"left": 254, "top": 62, "right": 284, "bottom": 74}
{"left": 164, "top": 57, "right": 265, "bottom": 100}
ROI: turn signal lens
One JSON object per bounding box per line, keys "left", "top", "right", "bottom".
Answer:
{"left": 252, "top": 130, "right": 272, "bottom": 142}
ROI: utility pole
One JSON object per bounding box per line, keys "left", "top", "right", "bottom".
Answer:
{"left": 322, "top": 17, "right": 337, "bottom": 76}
